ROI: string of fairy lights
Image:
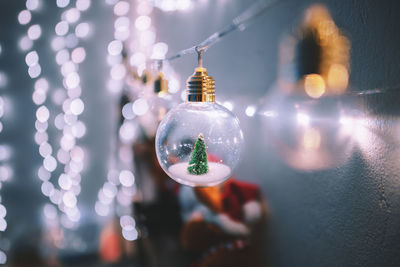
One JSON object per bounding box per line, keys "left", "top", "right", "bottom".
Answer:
{"left": 2, "top": 0, "right": 47, "bottom": 263}
{"left": 17, "top": 0, "right": 92, "bottom": 241}
{"left": 49, "top": 0, "right": 91, "bottom": 229}
{"left": 0, "top": 42, "right": 11, "bottom": 265}
{"left": 94, "top": 0, "right": 147, "bottom": 242}
{"left": 93, "top": 0, "right": 190, "bottom": 242}
{"left": 95, "top": 0, "right": 136, "bottom": 226}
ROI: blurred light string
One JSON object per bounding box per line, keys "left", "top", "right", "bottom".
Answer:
{"left": 97, "top": 0, "right": 138, "bottom": 242}
{"left": 0, "top": 42, "right": 11, "bottom": 265}
{"left": 18, "top": 0, "right": 92, "bottom": 231}
{"left": 159, "top": 0, "right": 280, "bottom": 62}
{"left": 48, "top": 0, "right": 91, "bottom": 229}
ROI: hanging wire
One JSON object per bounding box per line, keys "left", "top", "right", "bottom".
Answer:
{"left": 158, "top": 0, "right": 281, "bottom": 63}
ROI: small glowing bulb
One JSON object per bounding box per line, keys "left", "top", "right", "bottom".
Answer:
{"left": 75, "top": 22, "right": 90, "bottom": 38}
{"left": 63, "top": 191, "right": 77, "bottom": 208}
{"left": 26, "top": 0, "right": 40, "bottom": 11}
{"left": 95, "top": 201, "right": 109, "bottom": 216}
{"left": 70, "top": 98, "right": 84, "bottom": 115}
{"left": 43, "top": 155, "right": 57, "bottom": 172}
{"left": 296, "top": 112, "right": 310, "bottom": 126}
{"left": 76, "top": 0, "right": 91, "bottom": 11}
{"left": 245, "top": 105, "right": 256, "bottom": 117}
{"left": 27, "top": 24, "right": 42, "bottom": 40}
{"left": 304, "top": 74, "right": 325, "bottom": 99}
{"left": 135, "top": 16, "right": 151, "bottom": 31}
{"left": 0, "top": 250, "right": 6, "bottom": 264}
{"left": 122, "top": 227, "right": 138, "bottom": 241}
{"left": 107, "top": 40, "right": 123, "bottom": 56}
{"left": 64, "top": 8, "right": 80, "bottom": 23}
{"left": 119, "top": 170, "right": 135, "bottom": 187}
{"left": 132, "top": 98, "right": 148, "bottom": 116}
{"left": 51, "top": 36, "right": 65, "bottom": 51}
{"left": 25, "top": 51, "right": 39, "bottom": 66}
{"left": 19, "top": 36, "right": 33, "bottom": 51}
{"left": 18, "top": 10, "right": 32, "bottom": 25}
{"left": 28, "top": 64, "right": 41, "bottom": 78}
{"left": 114, "top": 1, "right": 130, "bottom": 16}
{"left": 57, "top": 0, "right": 70, "bottom": 8}
{"left": 36, "top": 106, "right": 50, "bottom": 122}
{"left": 137, "top": 2, "right": 153, "bottom": 15}
{"left": 151, "top": 42, "right": 168, "bottom": 59}
{"left": 0, "top": 204, "right": 6, "bottom": 218}
{"left": 65, "top": 72, "right": 80, "bottom": 88}
{"left": 0, "top": 218, "right": 7, "bottom": 232}
{"left": 55, "top": 21, "right": 69, "bottom": 36}
{"left": 71, "top": 47, "right": 86, "bottom": 63}
{"left": 41, "top": 181, "right": 54, "bottom": 196}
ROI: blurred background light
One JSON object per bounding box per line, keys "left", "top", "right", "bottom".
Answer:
{"left": 26, "top": 0, "right": 40, "bottom": 11}
{"left": 27, "top": 24, "right": 42, "bottom": 40}
{"left": 18, "top": 10, "right": 32, "bottom": 25}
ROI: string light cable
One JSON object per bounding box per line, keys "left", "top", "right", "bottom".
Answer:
{"left": 158, "top": 0, "right": 281, "bottom": 62}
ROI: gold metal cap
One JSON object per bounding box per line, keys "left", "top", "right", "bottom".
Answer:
{"left": 186, "top": 67, "right": 215, "bottom": 102}
{"left": 154, "top": 72, "right": 169, "bottom": 95}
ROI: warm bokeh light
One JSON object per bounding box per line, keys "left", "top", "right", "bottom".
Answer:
{"left": 327, "top": 63, "right": 349, "bottom": 93}
{"left": 302, "top": 127, "right": 321, "bottom": 149}
{"left": 304, "top": 74, "right": 326, "bottom": 99}
{"left": 296, "top": 112, "right": 310, "bottom": 126}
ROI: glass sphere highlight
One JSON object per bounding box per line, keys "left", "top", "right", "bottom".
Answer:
{"left": 155, "top": 102, "right": 243, "bottom": 187}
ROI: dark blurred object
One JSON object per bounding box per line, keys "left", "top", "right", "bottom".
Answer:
{"left": 133, "top": 136, "right": 187, "bottom": 267}
{"left": 7, "top": 230, "right": 49, "bottom": 267}
{"left": 179, "top": 178, "right": 268, "bottom": 267}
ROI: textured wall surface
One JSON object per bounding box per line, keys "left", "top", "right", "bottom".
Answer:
{"left": 1, "top": 0, "right": 400, "bottom": 266}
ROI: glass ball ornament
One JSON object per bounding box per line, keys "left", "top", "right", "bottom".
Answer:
{"left": 155, "top": 67, "right": 244, "bottom": 187}
{"left": 132, "top": 72, "right": 175, "bottom": 138}
{"left": 257, "top": 6, "right": 352, "bottom": 171}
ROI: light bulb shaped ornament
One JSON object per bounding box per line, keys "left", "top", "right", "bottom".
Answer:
{"left": 136, "top": 71, "right": 174, "bottom": 138}
{"left": 155, "top": 50, "right": 244, "bottom": 187}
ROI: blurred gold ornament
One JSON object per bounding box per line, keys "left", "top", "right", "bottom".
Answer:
{"left": 154, "top": 71, "right": 169, "bottom": 95}
{"left": 278, "top": 4, "right": 350, "bottom": 98}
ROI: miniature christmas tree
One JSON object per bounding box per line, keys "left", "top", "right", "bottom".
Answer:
{"left": 187, "top": 134, "right": 208, "bottom": 175}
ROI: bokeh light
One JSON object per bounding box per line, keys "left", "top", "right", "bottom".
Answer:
{"left": 18, "top": 10, "right": 32, "bottom": 25}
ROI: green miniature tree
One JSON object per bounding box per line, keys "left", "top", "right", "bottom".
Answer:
{"left": 187, "top": 134, "right": 208, "bottom": 175}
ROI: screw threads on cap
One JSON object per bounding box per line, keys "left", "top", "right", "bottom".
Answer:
{"left": 186, "top": 67, "right": 215, "bottom": 102}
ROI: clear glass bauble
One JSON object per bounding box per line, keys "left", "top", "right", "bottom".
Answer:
{"left": 259, "top": 90, "right": 354, "bottom": 171}
{"left": 134, "top": 93, "right": 174, "bottom": 139}
{"left": 155, "top": 102, "right": 244, "bottom": 187}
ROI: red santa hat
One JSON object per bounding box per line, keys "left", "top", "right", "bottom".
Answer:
{"left": 221, "top": 179, "right": 262, "bottom": 223}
